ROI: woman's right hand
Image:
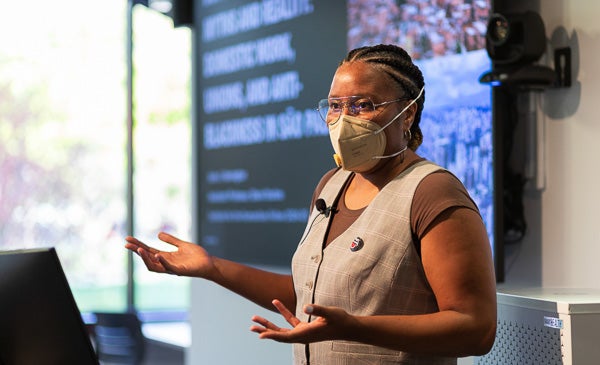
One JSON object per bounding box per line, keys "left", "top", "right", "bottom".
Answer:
{"left": 124, "top": 232, "right": 216, "bottom": 279}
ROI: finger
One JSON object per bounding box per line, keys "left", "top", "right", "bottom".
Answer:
{"left": 137, "top": 249, "right": 167, "bottom": 273}
{"left": 157, "top": 232, "right": 183, "bottom": 247}
{"left": 124, "top": 243, "right": 140, "bottom": 254}
{"left": 304, "top": 304, "right": 322, "bottom": 316}
{"left": 249, "top": 325, "right": 267, "bottom": 334}
{"left": 272, "top": 299, "right": 300, "bottom": 327}
{"left": 124, "top": 236, "right": 142, "bottom": 251}
{"left": 155, "top": 254, "right": 180, "bottom": 275}
{"left": 251, "top": 315, "right": 282, "bottom": 331}
{"left": 125, "top": 236, "right": 146, "bottom": 247}
{"left": 125, "top": 236, "right": 159, "bottom": 254}
{"left": 303, "top": 304, "right": 335, "bottom": 322}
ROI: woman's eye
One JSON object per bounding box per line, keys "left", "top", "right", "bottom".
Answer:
{"left": 356, "top": 101, "right": 373, "bottom": 111}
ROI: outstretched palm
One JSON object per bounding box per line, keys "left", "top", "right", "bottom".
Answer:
{"left": 125, "top": 232, "right": 215, "bottom": 278}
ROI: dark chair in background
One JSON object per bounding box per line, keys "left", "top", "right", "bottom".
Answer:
{"left": 92, "top": 312, "right": 146, "bottom": 365}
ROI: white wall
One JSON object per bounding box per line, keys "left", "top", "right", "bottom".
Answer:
{"left": 188, "top": 271, "right": 293, "bottom": 364}
{"left": 188, "top": 1, "right": 600, "bottom": 363}
{"left": 500, "top": 0, "right": 600, "bottom": 289}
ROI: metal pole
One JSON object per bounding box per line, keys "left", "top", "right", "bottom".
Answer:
{"left": 126, "top": 0, "right": 136, "bottom": 312}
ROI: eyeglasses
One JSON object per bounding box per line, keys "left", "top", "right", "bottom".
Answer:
{"left": 316, "top": 96, "right": 408, "bottom": 124}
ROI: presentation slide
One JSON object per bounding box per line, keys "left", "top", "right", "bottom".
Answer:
{"left": 195, "top": 0, "right": 493, "bottom": 268}
{"left": 196, "top": 0, "right": 347, "bottom": 265}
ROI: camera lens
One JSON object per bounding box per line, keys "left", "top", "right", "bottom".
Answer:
{"left": 488, "top": 14, "right": 509, "bottom": 45}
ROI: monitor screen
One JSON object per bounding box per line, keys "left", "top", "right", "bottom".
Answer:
{"left": 194, "top": 0, "right": 500, "bottom": 279}
{"left": 0, "top": 247, "right": 99, "bottom": 365}
{"left": 195, "top": 0, "right": 347, "bottom": 266}
{"left": 346, "top": 1, "right": 495, "bottom": 273}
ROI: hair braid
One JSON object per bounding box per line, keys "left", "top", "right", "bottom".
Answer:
{"left": 341, "top": 44, "right": 426, "bottom": 150}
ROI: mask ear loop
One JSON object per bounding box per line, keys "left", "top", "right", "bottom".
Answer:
{"left": 371, "top": 87, "right": 423, "bottom": 161}
{"left": 373, "top": 86, "right": 424, "bottom": 135}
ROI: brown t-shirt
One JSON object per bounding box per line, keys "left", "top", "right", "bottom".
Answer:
{"left": 310, "top": 161, "right": 480, "bottom": 252}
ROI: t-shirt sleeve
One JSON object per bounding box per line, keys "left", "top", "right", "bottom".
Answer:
{"left": 411, "top": 170, "right": 481, "bottom": 240}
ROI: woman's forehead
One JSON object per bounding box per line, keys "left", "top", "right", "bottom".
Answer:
{"left": 329, "top": 62, "right": 397, "bottom": 99}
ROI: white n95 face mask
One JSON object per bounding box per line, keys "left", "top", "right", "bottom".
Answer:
{"left": 328, "top": 114, "right": 387, "bottom": 172}
{"left": 327, "top": 87, "right": 423, "bottom": 172}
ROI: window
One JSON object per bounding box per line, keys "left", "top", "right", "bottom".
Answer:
{"left": 0, "top": 0, "right": 191, "bottom": 316}
{"left": 131, "top": 5, "right": 192, "bottom": 314}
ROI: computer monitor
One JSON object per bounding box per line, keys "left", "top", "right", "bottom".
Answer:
{"left": 0, "top": 247, "right": 99, "bottom": 365}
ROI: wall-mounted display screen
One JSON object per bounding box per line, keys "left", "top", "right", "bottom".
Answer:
{"left": 195, "top": 0, "right": 347, "bottom": 265}
{"left": 346, "top": 0, "right": 494, "bottom": 260}
{"left": 194, "top": 0, "right": 498, "bottom": 278}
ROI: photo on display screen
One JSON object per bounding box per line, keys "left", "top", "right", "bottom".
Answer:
{"left": 195, "top": 0, "right": 500, "bottom": 279}
{"left": 347, "top": 0, "right": 496, "bottom": 272}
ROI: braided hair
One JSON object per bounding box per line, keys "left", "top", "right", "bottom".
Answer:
{"left": 341, "top": 44, "right": 426, "bottom": 151}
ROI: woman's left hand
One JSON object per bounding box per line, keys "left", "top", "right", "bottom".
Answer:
{"left": 250, "top": 299, "right": 354, "bottom": 344}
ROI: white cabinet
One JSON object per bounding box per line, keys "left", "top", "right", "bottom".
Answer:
{"left": 475, "top": 288, "right": 600, "bottom": 365}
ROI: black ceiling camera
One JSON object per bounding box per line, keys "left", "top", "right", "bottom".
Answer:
{"left": 479, "top": 11, "right": 556, "bottom": 89}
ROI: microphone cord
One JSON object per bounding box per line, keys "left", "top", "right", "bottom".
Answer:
{"left": 298, "top": 210, "right": 324, "bottom": 246}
